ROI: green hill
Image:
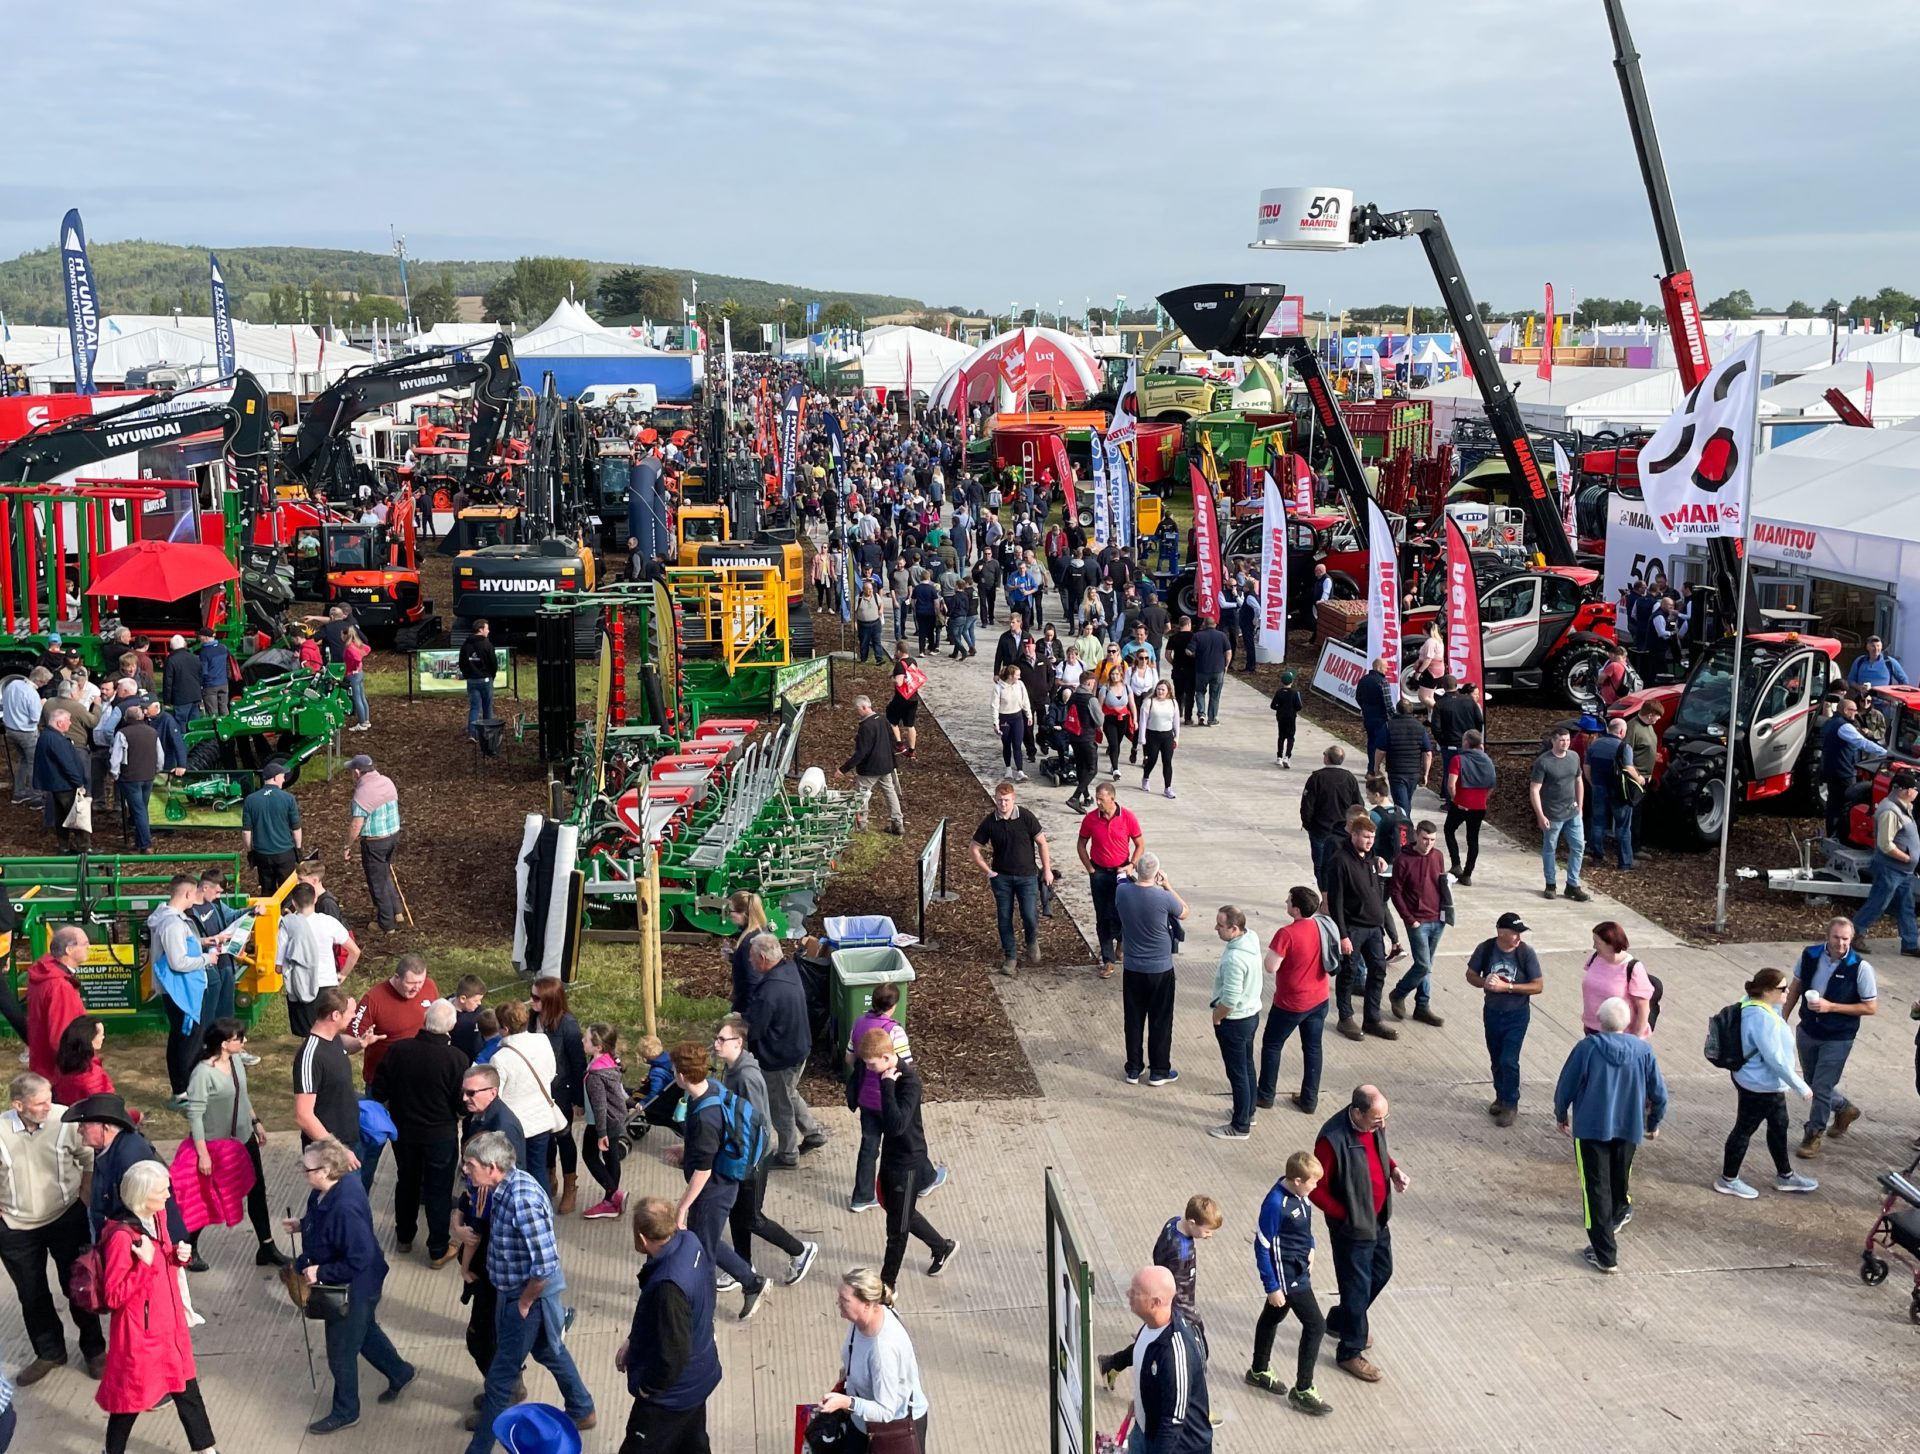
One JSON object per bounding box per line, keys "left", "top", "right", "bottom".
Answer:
{"left": 0, "top": 239, "right": 922, "bottom": 327}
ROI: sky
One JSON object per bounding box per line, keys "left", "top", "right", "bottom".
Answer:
{"left": 6, "top": 0, "right": 1918, "bottom": 317}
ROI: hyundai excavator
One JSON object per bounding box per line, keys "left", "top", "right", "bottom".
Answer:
{"left": 267, "top": 333, "right": 522, "bottom": 647}
{"left": 450, "top": 372, "right": 600, "bottom": 656}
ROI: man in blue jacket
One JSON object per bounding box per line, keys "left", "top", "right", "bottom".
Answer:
{"left": 32, "top": 709, "right": 89, "bottom": 853}
{"left": 1126, "top": 1264, "right": 1212, "bottom": 1452}
{"left": 1846, "top": 635, "right": 1907, "bottom": 688}
{"left": 618, "top": 1195, "right": 721, "bottom": 1451}
{"left": 744, "top": 934, "right": 826, "bottom": 1166}
{"left": 1355, "top": 660, "right": 1393, "bottom": 773}
{"left": 1552, "top": 997, "right": 1668, "bottom": 1274}
{"left": 195, "top": 626, "right": 232, "bottom": 718}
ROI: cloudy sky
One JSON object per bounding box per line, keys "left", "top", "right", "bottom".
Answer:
{"left": 7, "top": 0, "right": 1916, "bottom": 314}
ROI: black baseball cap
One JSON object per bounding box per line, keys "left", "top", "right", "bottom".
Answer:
{"left": 1496, "top": 912, "right": 1530, "bottom": 933}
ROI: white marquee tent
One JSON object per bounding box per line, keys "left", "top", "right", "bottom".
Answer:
{"left": 407, "top": 322, "right": 498, "bottom": 350}
{"left": 857, "top": 326, "right": 972, "bottom": 394}
{"left": 25, "top": 316, "right": 373, "bottom": 393}
{"left": 1421, "top": 362, "right": 1688, "bottom": 435}
{"left": 1761, "top": 361, "right": 1920, "bottom": 430}
{"left": 513, "top": 299, "right": 670, "bottom": 357}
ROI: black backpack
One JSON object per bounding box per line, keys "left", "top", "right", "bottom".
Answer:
{"left": 1703, "top": 1001, "right": 1750, "bottom": 1071}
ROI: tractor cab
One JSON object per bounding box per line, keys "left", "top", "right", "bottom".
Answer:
{"left": 675, "top": 504, "right": 731, "bottom": 566}
{"left": 1657, "top": 632, "right": 1840, "bottom": 845}
{"left": 1403, "top": 561, "right": 1616, "bottom": 708}
{"left": 439, "top": 504, "right": 528, "bottom": 556}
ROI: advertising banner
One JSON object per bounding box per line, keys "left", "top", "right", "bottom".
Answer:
{"left": 1638, "top": 333, "right": 1761, "bottom": 542}
{"left": 1443, "top": 511, "right": 1484, "bottom": 690}
{"left": 778, "top": 383, "right": 802, "bottom": 498}
{"left": 1090, "top": 429, "right": 1110, "bottom": 548}
{"left": 1190, "top": 462, "right": 1221, "bottom": 622}
{"left": 1364, "top": 497, "right": 1400, "bottom": 703}
{"left": 1259, "top": 469, "right": 1288, "bottom": 659}
{"left": 1311, "top": 638, "right": 1369, "bottom": 712}
{"left": 59, "top": 208, "right": 100, "bottom": 397}
{"left": 209, "top": 252, "right": 236, "bottom": 378}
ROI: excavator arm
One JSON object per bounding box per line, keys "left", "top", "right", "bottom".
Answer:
{"left": 0, "top": 371, "right": 270, "bottom": 484}
{"left": 1346, "top": 205, "right": 1575, "bottom": 567}
{"left": 287, "top": 332, "right": 520, "bottom": 496}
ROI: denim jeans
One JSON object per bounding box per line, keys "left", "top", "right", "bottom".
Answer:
{"left": 991, "top": 873, "right": 1039, "bottom": 958}
{"left": 1610, "top": 797, "right": 1635, "bottom": 869}
{"left": 1088, "top": 867, "right": 1122, "bottom": 963}
{"left": 856, "top": 619, "right": 885, "bottom": 663}
{"left": 1541, "top": 814, "right": 1585, "bottom": 889}
{"left": 347, "top": 671, "right": 369, "bottom": 725}
{"left": 1327, "top": 1227, "right": 1393, "bottom": 1363}
{"left": 324, "top": 1287, "right": 411, "bottom": 1422}
{"left": 1392, "top": 921, "right": 1445, "bottom": 1008}
{"left": 1214, "top": 1014, "right": 1258, "bottom": 1131}
{"left": 1258, "top": 1000, "right": 1327, "bottom": 1103}
{"left": 119, "top": 778, "right": 153, "bottom": 850}
{"left": 468, "top": 1287, "right": 594, "bottom": 1454}
{"left": 1484, "top": 1008, "right": 1530, "bottom": 1107}
{"left": 1438, "top": 746, "right": 1459, "bottom": 806}
{"left": 686, "top": 1173, "right": 763, "bottom": 1291}
{"left": 1587, "top": 778, "right": 1613, "bottom": 853}
{"left": 1389, "top": 776, "right": 1415, "bottom": 818}
{"left": 1851, "top": 857, "right": 1919, "bottom": 950}
{"left": 953, "top": 614, "right": 977, "bottom": 654}
{"left": 1335, "top": 924, "right": 1388, "bottom": 1025}
{"left": 1794, "top": 1029, "right": 1858, "bottom": 1135}
{"left": 466, "top": 679, "right": 494, "bottom": 736}
{"left": 170, "top": 703, "right": 199, "bottom": 729}
{"left": 1309, "top": 830, "right": 1341, "bottom": 893}
{"left": 1197, "top": 670, "right": 1224, "bottom": 723}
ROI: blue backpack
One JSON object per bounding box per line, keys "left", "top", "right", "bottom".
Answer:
{"left": 691, "top": 1085, "right": 767, "bottom": 1182}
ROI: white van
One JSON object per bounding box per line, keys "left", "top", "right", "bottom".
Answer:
{"left": 577, "top": 384, "right": 658, "bottom": 413}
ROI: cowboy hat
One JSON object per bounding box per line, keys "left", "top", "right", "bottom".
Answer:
{"left": 61, "top": 1093, "right": 136, "bottom": 1134}
{"left": 494, "top": 1404, "right": 583, "bottom": 1454}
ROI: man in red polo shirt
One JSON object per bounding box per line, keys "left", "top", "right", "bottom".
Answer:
{"left": 1257, "top": 885, "right": 1337, "bottom": 1115}
{"left": 1077, "top": 783, "right": 1143, "bottom": 982}
{"left": 349, "top": 954, "right": 439, "bottom": 1084}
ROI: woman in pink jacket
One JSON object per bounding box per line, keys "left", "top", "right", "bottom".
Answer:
{"left": 97, "top": 1160, "right": 219, "bottom": 1454}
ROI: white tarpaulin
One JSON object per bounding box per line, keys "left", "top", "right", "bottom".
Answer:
{"left": 26, "top": 315, "right": 373, "bottom": 392}
{"left": 515, "top": 299, "right": 670, "bottom": 357}
{"left": 1421, "top": 362, "right": 1689, "bottom": 435}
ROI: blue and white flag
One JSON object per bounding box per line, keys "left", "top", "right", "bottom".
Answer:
{"left": 59, "top": 209, "right": 101, "bottom": 396}
{"left": 778, "top": 383, "right": 803, "bottom": 499}
{"left": 209, "top": 252, "right": 236, "bottom": 378}
{"left": 1090, "top": 428, "right": 1111, "bottom": 547}
{"left": 1104, "top": 437, "right": 1132, "bottom": 552}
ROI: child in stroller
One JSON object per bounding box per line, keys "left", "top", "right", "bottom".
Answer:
{"left": 1038, "top": 687, "right": 1076, "bottom": 787}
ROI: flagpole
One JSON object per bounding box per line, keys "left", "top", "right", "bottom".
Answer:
{"left": 1712, "top": 354, "right": 1766, "bottom": 933}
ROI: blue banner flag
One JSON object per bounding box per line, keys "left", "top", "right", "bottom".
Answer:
{"left": 1090, "top": 429, "right": 1111, "bottom": 548}
{"left": 59, "top": 209, "right": 101, "bottom": 396}
{"left": 778, "top": 383, "right": 803, "bottom": 499}
{"left": 208, "top": 252, "right": 236, "bottom": 378}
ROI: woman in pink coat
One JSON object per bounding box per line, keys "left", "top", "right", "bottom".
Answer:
{"left": 97, "top": 1160, "right": 219, "bottom": 1454}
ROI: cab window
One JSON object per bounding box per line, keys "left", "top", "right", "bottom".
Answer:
{"left": 1754, "top": 664, "right": 1806, "bottom": 723}
{"left": 1893, "top": 700, "right": 1920, "bottom": 759}
{"left": 1540, "top": 575, "right": 1584, "bottom": 617}
{"left": 1481, "top": 578, "right": 1536, "bottom": 624}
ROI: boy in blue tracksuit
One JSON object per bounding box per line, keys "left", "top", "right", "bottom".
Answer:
{"left": 1100, "top": 1195, "right": 1223, "bottom": 1386}
{"left": 1245, "top": 1152, "right": 1332, "bottom": 1417}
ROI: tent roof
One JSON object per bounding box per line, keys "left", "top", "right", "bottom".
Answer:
{"left": 1421, "top": 362, "right": 1687, "bottom": 431}
{"left": 408, "top": 322, "right": 498, "bottom": 349}
{"left": 515, "top": 298, "right": 669, "bottom": 357}
{"left": 927, "top": 327, "right": 1102, "bottom": 413}
{"left": 1762, "top": 361, "right": 1920, "bottom": 422}
{"left": 25, "top": 316, "right": 373, "bottom": 390}
{"left": 858, "top": 326, "right": 972, "bottom": 392}
{"left": 1754, "top": 423, "right": 1920, "bottom": 542}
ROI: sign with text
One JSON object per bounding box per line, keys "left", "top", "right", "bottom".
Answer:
{"left": 1311, "top": 638, "right": 1369, "bottom": 713}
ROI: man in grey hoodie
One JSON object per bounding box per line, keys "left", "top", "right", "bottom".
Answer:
{"left": 148, "top": 873, "right": 214, "bottom": 1095}
{"left": 711, "top": 1014, "right": 818, "bottom": 1289}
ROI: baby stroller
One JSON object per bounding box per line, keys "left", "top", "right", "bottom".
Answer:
{"left": 1858, "top": 1149, "right": 1920, "bottom": 1324}
{"left": 1037, "top": 692, "right": 1076, "bottom": 786}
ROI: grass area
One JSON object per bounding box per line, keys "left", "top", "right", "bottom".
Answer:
{"left": 833, "top": 826, "right": 894, "bottom": 878}
{"left": 96, "top": 937, "right": 729, "bottom": 1143}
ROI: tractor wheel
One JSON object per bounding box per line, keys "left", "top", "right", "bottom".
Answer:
{"left": 1681, "top": 775, "right": 1727, "bottom": 850}
{"left": 242, "top": 648, "right": 297, "bottom": 685}
{"left": 1172, "top": 570, "right": 1200, "bottom": 622}
{"left": 186, "top": 738, "right": 226, "bottom": 773}
{"left": 1551, "top": 645, "right": 1637, "bottom": 713}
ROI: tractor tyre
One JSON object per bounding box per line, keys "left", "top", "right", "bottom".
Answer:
{"left": 186, "top": 738, "right": 226, "bottom": 773}
{"left": 1551, "top": 645, "right": 1638, "bottom": 714}
{"left": 788, "top": 599, "right": 815, "bottom": 659}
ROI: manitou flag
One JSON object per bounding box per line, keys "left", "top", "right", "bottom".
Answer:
{"left": 1865, "top": 366, "right": 1876, "bottom": 424}
{"left": 952, "top": 365, "right": 969, "bottom": 419}
{"left": 1638, "top": 333, "right": 1761, "bottom": 543}
{"left": 1091, "top": 428, "right": 1111, "bottom": 547}
{"left": 1552, "top": 439, "right": 1577, "bottom": 544}
{"left": 1444, "top": 510, "right": 1484, "bottom": 691}
{"left": 1538, "top": 285, "right": 1555, "bottom": 381}
{"left": 1365, "top": 496, "right": 1401, "bottom": 704}
{"left": 1190, "top": 461, "right": 1222, "bottom": 622}
{"left": 1291, "top": 454, "right": 1314, "bottom": 514}
{"left": 1259, "top": 468, "right": 1289, "bottom": 659}
{"left": 59, "top": 209, "right": 100, "bottom": 396}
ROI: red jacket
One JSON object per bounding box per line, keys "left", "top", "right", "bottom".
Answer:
{"left": 53, "top": 1058, "right": 115, "bottom": 1107}
{"left": 97, "top": 1218, "right": 197, "bottom": 1414}
{"left": 27, "top": 954, "right": 85, "bottom": 1082}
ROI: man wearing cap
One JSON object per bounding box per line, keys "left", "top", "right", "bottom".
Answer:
{"left": 1849, "top": 769, "right": 1920, "bottom": 958}
{"left": 63, "top": 1094, "right": 194, "bottom": 1256}
{"left": 1466, "top": 914, "right": 1545, "bottom": 1127}
{"left": 1846, "top": 635, "right": 1908, "bottom": 688}
{"left": 241, "top": 760, "right": 302, "bottom": 894}
{"left": 617, "top": 1194, "right": 721, "bottom": 1452}
{"left": 347, "top": 754, "right": 404, "bottom": 933}
{"left": 0, "top": 1071, "right": 105, "bottom": 1384}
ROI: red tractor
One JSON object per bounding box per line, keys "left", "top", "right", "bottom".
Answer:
{"left": 1403, "top": 560, "right": 1627, "bottom": 710}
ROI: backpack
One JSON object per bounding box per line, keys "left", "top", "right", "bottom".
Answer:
{"left": 1703, "top": 1001, "right": 1750, "bottom": 1071}
{"left": 691, "top": 1084, "right": 767, "bottom": 1182}
{"left": 68, "top": 1216, "right": 139, "bottom": 1316}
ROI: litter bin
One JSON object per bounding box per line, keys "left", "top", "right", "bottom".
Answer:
{"left": 829, "top": 945, "right": 916, "bottom": 1058}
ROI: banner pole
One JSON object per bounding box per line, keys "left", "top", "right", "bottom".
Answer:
{"left": 1712, "top": 380, "right": 1764, "bottom": 933}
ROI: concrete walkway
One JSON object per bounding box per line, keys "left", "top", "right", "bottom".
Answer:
{"left": 8, "top": 648, "right": 1919, "bottom": 1452}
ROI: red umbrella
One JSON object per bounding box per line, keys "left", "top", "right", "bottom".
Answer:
{"left": 85, "top": 539, "right": 239, "bottom": 602}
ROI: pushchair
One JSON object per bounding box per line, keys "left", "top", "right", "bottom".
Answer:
{"left": 1858, "top": 1148, "right": 1920, "bottom": 1324}
{"left": 1037, "top": 694, "right": 1076, "bottom": 786}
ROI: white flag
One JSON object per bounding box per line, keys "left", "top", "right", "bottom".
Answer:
{"left": 1637, "top": 332, "right": 1761, "bottom": 544}
{"left": 1364, "top": 496, "right": 1401, "bottom": 704}
{"left": 1551, "top": 439, "right": 1577, "bottom": 544}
